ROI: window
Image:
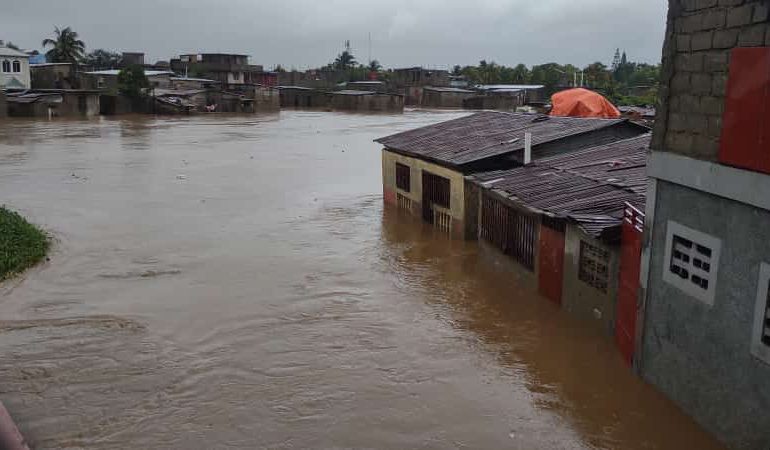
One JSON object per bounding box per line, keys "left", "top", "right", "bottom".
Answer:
{"left": 662, "top": 221, "right": 721, "bottom": 305}
{"left": 12, "top": 60, "right": 20, "bottom": 73}
{"left": 751, "top": 263, "right": 770, "bottom": 365}
{"left": 395, "top": 163, "right": 411, "bottom": 192}
{"left": 1, "top": 60, "right": 9, "bottom": 73}
{"left": 233, "top": 72, "right": 240, "bottom": 81}
{"left": 578, "top": 240, "right": 610, "bottom": 293}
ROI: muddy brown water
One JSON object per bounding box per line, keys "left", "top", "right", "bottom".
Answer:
{"left": 0, "top": 111, "right": 723, "bottom": 450}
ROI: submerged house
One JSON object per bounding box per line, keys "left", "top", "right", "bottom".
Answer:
{"left": 375, "top": 111, "right": 648, "bottom": 239}
{"left": 421, "top": 87, "right": 475, "bottom": 108}
{"left": 329, "top": 90, "right": 404, "bottom": 112}
{"left": 468, "top": 134, "right": 650, "bottom": 338}
{"left": 5, "top": 89, "right": 100, "bottom": 117}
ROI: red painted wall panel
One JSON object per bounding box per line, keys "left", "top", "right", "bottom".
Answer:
{"left": 616, "top": 206, "right": 644, "bottom": 367}
{"left": 719, "top": 47, "right": 770, "bottom": 174}
{"left": 538, "top": 225, "right": 565, "bottom": 305}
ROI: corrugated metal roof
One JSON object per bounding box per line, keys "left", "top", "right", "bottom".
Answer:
{"left": 472, "top": 134, "right": 651, "bottom": 239}
{"left": 423, "top": 87, "right": 475, "bottom": 93}
{"left": 375, "top": 111, "right": 631, "bottom": 168}
{"left": 477, "top": 84, "right": 544, "bottom": 91}
{"left": 83, "top": 69, "right": 174, "bottom": 76}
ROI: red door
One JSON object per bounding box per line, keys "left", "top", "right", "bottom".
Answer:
{"left": 538, "top": 221, "right": 565, "bottom": 305}
{"left": 616, "top": 203, "right": 645, "bottom": 367}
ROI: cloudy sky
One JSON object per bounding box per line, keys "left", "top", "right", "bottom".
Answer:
{"left": 3, "top": 0, "right": 668, "bottom": 70}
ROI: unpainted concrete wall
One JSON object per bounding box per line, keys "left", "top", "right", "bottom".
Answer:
{"left": 330, "top": 94, "right": 404, "bottom": 112}
{"left": 562, "top": 224, "right": 620, "bottom": 336}
{"left": 653, "top": 0, "right": 770, "bottom": 161}
{"left": 642, "top": 180, "right": 770, "bottom": 450}
{"left": 422, "top": 90, "right": 474, "bottom": 108}
{"left": 382, "top": 149, "right": 466, "bottom": 238}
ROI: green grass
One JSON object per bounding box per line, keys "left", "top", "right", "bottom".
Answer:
{"left": 0, "top": 206, "right": 50, "bottom": 281}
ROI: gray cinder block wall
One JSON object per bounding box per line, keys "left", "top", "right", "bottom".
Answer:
{"left": 642, "top": 1, "right": 770, "bottom": 449}
{"left": 653, "top": 0, "right": 770, "bottom": 160}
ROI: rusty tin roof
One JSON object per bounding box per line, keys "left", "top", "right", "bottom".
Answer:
{"left": 374, "top": 111, "right": 638, "bottom": 169}
{"left": 470, "top": 134, "right": 651, "bottom": 240}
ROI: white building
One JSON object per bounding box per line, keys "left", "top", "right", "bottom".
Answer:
{"left": 0, "top": 43, "right": 30, "bottom": 89}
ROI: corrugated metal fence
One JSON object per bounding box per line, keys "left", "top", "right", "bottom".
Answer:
{"left": 481, "top": 191, "right": 538, "bottom": 271}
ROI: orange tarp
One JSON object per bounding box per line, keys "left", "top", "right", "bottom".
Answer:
{"left": 550, "top": 88, "right": 621, "bottom": 119}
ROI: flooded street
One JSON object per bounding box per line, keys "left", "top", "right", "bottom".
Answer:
{"left": 0, "top": 111, "right": 722, "bottom": 449}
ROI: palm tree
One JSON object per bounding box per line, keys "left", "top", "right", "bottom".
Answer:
{"left": 42, "top": 26, "right": 85, "bottom": 64}
{"left": 334, "top": 50, "right": 356, "bottom": 71}
{"left": 368, "top": 60, "right": 382, "bottom": 72}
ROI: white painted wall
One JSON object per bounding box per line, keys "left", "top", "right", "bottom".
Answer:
{"left": 0, "top": 56, "right": 30, "bottom": 89}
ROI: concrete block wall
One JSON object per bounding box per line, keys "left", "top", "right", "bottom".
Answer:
{"left": 654, "top": 0, "right": 770, "bottom": 160}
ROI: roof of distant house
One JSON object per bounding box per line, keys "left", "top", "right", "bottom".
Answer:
{"left": 423, "top": 86, "right": 475, "bottom": 93}
{"left": 30, "top": 63, "right": 72, "bottom": 68}
{"left": 82, "top": 69, "right": 175, "bottom": 76}
{"left": 375, "top": 111, "right": 640, "bottom": 168}
{"left": 0, "top": 46, "right": 30, "bottom": 58}
{"left": 169, "top": 76, "right": 217, "bottom": 83}
{"left": 471, "top": 133, "right": 651, "bottom": 239}
{"left": 477, "top": 84, "right": 545, "bottom": 91}
{"left": 333, "top": 90, "right": 377, "bottom": 96}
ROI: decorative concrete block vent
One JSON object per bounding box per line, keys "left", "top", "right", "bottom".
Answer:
{"left": 663, "top": 221, "right": 722, "bottom": 306}
{"left": 751, "top": 263, "right": 770, "bottom": 365}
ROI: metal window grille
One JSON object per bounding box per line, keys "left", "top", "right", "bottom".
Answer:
{"left": 578, "top": 240, "right": 610, "bottom": 293}
{"left": 395, "top": 163, "right": 411, "bottom": 192}
{"left": 480, "top": 192, "right": 537, "bottom": 271}
{"left": 422, "top": 171, "right": 450, "bottom": 209}
{"left": 396, "top": 193, "right": 412, "bottom": 212}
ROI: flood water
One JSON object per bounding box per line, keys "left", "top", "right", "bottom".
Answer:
{"left": 0, "top": 111, "right": 723, "bottom": 449}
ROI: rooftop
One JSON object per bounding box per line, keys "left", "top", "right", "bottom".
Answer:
{"left": 471, "top": 133, "right": 651, "bottom": 239}
{"left": 375, "top": 111, "right": 635, "bottom": 168}
{"left": 423, "top": 87, "right": 475, "bottom": 93}
{"left": 477, "top": 84, "right": 545, "bottom": 91}
{"left": 169, "top": 76, "right": 217, "bottom": 83}
{"left": 82, "top": 69, "right": 175, "bottom": 76}
{"left": 0, "top": 46, "right": 30, "bottom": 58}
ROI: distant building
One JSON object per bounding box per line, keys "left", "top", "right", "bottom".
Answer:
{"left": 169, "top": 53, "right": 265, "bottom": 86}
{"left": 0, "top": 43, "right": 31, "bottom": 89}
{"left": 475, "top": 85, "right": 547, "bottom": 104}
{"left": 391, "top": 67, "right": 450, "bottom": 105}
{"left": 81, "top": 69, "right": 174, "bottom": 92}
{"left": 121, "top": 52, "right": 145, "bottom": 67}
{"left": 329, "top": 90, "right": 403, "bottom": 112}
{"left": 375, "top": 112, "right": 648, "bottom": 238}
{"left": 30, "top": 63, "right": 76, "bottom": 89}
{"left": 5, "top": 90, "right": 100, "bottom": 117}
{"left": 421, "top": 87, "right": 475, "bottom": 108}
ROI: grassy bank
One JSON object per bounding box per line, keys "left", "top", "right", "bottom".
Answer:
{"left": 0, "top": 206, "right": 49, "bottom": 281}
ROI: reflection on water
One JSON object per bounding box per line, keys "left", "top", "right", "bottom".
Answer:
{"left": 0, "top": 111, "right": 723, "bottom": 449}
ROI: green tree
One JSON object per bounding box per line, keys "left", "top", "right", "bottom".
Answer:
{"left": 368, "top": 59, "right": 382, "bottom": 72}
{"left": 83, "top": 49, "right": 122, "bottom": 69}
{"left": 42, "top": 26, "right": 85, "bottom": 64}
{"left": 510, "top": 64, "right": 530, "bottom": 84}
{"left": 117, "top": 65, "right": 149, "bottom": 98}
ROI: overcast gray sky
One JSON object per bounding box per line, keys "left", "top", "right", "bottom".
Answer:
{"left": 3, "top": 0, "right": 668, "bottom": 70}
